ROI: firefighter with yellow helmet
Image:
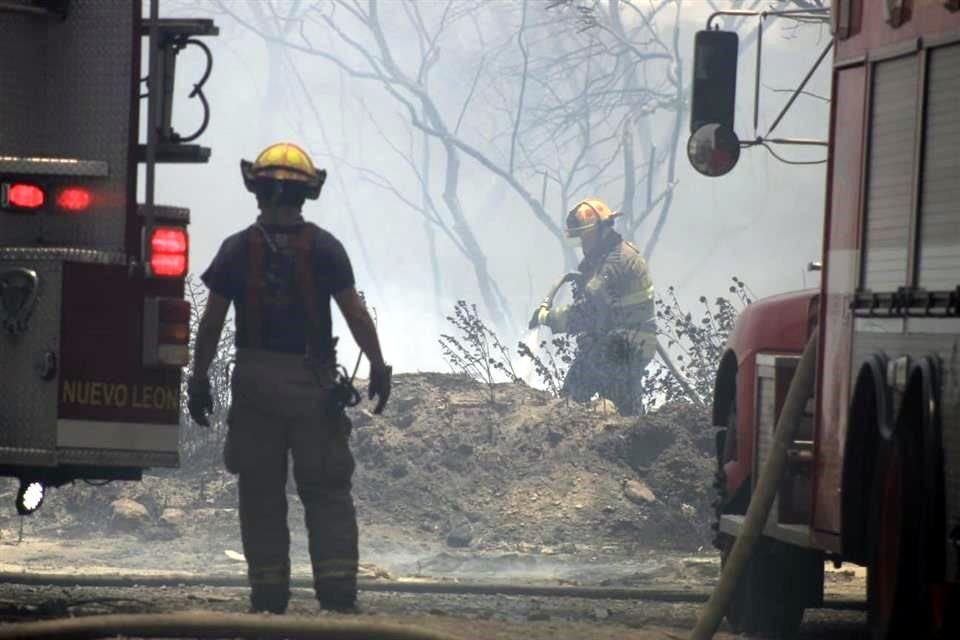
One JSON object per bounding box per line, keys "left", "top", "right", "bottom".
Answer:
{"left": 187, "top": 142, "right": 391, "bottom": 614}
{"left": 529, "top": 198, "right": 655, "bottom": 415}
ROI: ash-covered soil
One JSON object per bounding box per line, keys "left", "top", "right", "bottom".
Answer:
{"left": 0, "top": 581, "right": 867, "bottom": 640}
{"left": 349, "top": 373, "right": 715, "bottom": 553}
{"left": 0, "top": 373, "right": 717, "bottom": 578}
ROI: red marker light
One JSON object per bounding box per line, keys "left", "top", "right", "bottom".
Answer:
{"left": 150, "top": 253, "right": 188, "bottom": 278}
{"left": 57, "top": 187, "right": 92, "bottom": 212}
{"left": 149, "top": 227, "right": 188, "bottom": 278}
{"left": 151, "top": 228, "right": 188, "bottom": 254}
{"left": 8, "top": 184, "right": 45, "bottom": 209}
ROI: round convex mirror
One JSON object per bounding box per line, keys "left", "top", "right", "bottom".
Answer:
{"left": 687, "top": 123, "right": 741, "bottom": 177}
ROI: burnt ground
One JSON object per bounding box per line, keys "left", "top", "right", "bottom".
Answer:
{"left": 2, "top": 373, "right": 719, "bottom": 568}
{"left": 0, "top": 582, "right": 867, "bottom": 640}
{"left": 0, "top": 373, "right": 866, "bottom": 637}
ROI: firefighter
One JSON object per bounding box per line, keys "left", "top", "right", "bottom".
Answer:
{"left": 186, "top": 142, "right": 392, "bottom": 614}
{"left": 529, "top": 198, "right": 655, "bottom": 415}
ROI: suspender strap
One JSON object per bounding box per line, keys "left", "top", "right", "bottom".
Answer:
{"left": 291, "top": 224, "right": 327, "bottom": 357}
{"left": 245, "top": 226, "right": 266, "bottom": 349}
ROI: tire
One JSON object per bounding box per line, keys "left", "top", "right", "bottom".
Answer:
{"left": 940, "top": 584, "right": 960, "bottom": 638}
{"left": 722, "top": 537, "right": 809, "bottom": 638}
{"left": 867, "top": 429, "right": 928, "bottom": 640}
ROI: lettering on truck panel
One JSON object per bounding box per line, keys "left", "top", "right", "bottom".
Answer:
{"left": 61, "top": 380, "right": 178, "bottom": 411}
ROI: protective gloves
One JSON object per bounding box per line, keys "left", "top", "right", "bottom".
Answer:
{"left": 528, "top": 303, "right": 551, "bottom": 330}
{"left": 187, "top": 375, "right": 213, "bottom": 427}
{"left": 368, "top": 363, "right": 393, "bottom": 414}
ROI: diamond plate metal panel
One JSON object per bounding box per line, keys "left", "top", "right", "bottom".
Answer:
{"left": 0, "top": 257, "right": 62, "bottom": 456}
{"left": 0, "top": 156, "right": 109, "bottom": 177}
{"left": 57, "top": 447, "right": 177, "bottom": 469}
{"left": 0, "top": 1, "right": 137, "bottom": 251}
{"left": 0, "top": 447, "right": 57, "bottom": 467}
{"left": 0, "top": 247, "right": 126, "bottom": 265}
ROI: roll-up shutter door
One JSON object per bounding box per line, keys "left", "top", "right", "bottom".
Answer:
{"left": 862, "top": 55, "right": 919, "bottom": 292}
{"left": 917, "top": 44, "right": 960, "bottom": 291}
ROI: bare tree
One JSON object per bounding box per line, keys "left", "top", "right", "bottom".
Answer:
{"left": 214, "top": 0, "right": 707, "bottom": 326}
{"left": 514, "top": 0, "right": 687, "bottom": 260}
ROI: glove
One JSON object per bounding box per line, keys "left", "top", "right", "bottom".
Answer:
{"left": 528, "top": 303, "right": 551, "bottom": 330}
{"left": 368, "top": 363, "right": 393, "bottom": 414}
{"left": 187, "top": 375, "right": 213, "bottom": 427}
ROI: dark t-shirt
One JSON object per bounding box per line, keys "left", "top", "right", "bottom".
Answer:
{"left": 201, "top": 221, "right": 355, "bottom": 354}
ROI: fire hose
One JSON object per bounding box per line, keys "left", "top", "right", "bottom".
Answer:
{"left": 533, "top": 273, "right": 705, "bottom": 407}
{"left": 689, "top": 331, "right": 818, "bottom": 639}
{"left": 0, "top": 611, "right": 461, "bottom": 640}
{"left": 0, "top": 571, "right": 861, "bottom": 607}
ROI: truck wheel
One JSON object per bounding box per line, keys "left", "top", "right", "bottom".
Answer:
{"left": 722, "top": 536, "right": 807, "bottom": 637}
{"left": 867, "top": 430, "right": 927, "bottom": 639}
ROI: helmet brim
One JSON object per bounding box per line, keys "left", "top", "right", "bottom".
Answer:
{"left": 240, "top": 160, "right": 326, "bottom": 199}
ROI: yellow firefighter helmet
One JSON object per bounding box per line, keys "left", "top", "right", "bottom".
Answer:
{"left": 565, "top": 198, "right": 620, "bottom": 237}
{"left": 240, "top": 142, "right": 325, "bottom": 200}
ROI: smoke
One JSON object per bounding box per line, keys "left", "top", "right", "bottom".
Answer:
{"left": 159, "top": 1, "right": 831, "bottom": 374}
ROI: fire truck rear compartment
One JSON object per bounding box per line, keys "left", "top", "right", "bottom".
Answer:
{"left": 0, "top": 252, "right": 180, "bottom": 478}
{"left": 0, "top": 1, "right": 204, "bottom": 490}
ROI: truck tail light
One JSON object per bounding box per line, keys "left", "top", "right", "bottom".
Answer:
{"left": 56, "top": 187, "right": 92, "bottom": 212}
{"left": 144, "top": 298, "right": 190, "bottom": 367}
{"left": 4, "top": 183, "right": 45, "bottom": 210}
{"left": 149, "top": 227, "right": 188, "bottom": 278}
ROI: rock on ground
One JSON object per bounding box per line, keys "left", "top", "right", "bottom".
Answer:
{"left": 110, "top": 498, "right": 150, "bottom": 531}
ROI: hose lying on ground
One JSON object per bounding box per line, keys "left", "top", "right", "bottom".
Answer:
{"left": 0, "top": 571, "right": 864, "bottom": 609}
{"left": 0, "top": 611, "right": 462, "bottom": 640}
{"left": 690, "top": 332, "right": 819, "bottom": 640}
{"left": 0, "top": 571, "right": 706, "bottom": 602}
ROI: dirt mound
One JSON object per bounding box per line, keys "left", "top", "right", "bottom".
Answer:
{"left": 3, "top": 373, "right": 716, "bottom": 555}
{"left": 348, "top": 373, "right": 715, "bottom": 551}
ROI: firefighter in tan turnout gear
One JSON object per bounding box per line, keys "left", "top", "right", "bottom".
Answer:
{"left": 530, "top": 198, "right": 655, "bottom": 415}
{"left": 187, "top": 142, "right": 391, "bottom": 614}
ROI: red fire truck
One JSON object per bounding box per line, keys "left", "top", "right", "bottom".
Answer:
{"left": 0, "top": 1, "right": 216, "bottom": 513}
{"left": 689, "top": 1, "right": 960, "bottom": 638}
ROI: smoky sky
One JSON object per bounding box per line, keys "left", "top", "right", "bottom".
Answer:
{"left": 152, "top": 0, "right": 831, "bottom": 373}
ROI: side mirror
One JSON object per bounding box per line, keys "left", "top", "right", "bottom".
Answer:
{"left": 687, "top": 123, "right": 741, "bottom": 177}
{"left": 690, "top": 29, "right": 739, "bottom": 134}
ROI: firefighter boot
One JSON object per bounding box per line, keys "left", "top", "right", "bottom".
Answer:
{"left": 248, "top": 559, "right": 291, "bottom": 614}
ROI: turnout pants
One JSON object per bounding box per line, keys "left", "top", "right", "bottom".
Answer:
{"left": 225, "top": 348, "right": 358, "bottom": 613}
